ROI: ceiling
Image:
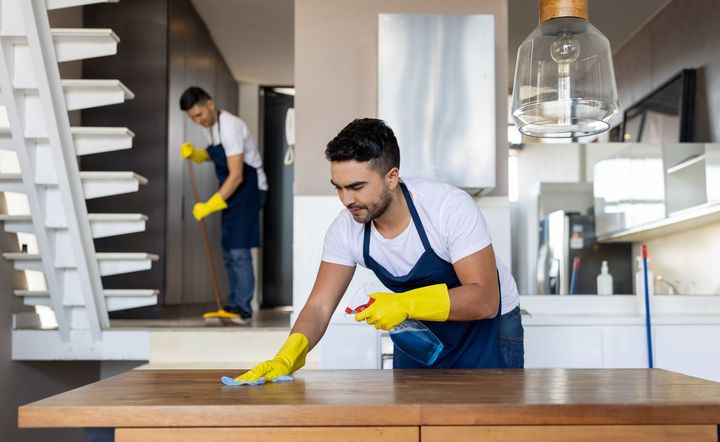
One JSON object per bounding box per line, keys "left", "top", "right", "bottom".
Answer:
{"left": 192, "top": 0, "right": 672, "bottom": 87}
{"left": 191, "top": 0, "right": 294, "bottom": 85}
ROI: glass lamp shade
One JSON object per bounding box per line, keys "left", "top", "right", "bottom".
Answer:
{"left": 511, "top": 17, "right": 619, "bottom": 138}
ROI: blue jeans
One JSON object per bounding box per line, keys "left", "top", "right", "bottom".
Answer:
{"left": 223, "top": 248, "right": 254, "bottom": 316}
{"left": 500, "top": 306, "right": 525, "bottom": 368}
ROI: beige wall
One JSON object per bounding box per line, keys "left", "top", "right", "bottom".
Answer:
{"left": 632, "top": 222, "right": 720, "bottom": 295}
{"left": 295, "top": 0, "right": 508, "bottom": 196}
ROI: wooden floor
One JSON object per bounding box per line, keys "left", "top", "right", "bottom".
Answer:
{"left": 110, "top": 304, "right": 291, "bottom": 328}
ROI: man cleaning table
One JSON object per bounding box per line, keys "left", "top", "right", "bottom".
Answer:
{"left": 233, "top": 118, "right": 523, "bottom": 381}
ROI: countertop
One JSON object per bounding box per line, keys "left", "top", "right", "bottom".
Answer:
{"left": 19, "top": 368, "right": 720, "bottom": 428}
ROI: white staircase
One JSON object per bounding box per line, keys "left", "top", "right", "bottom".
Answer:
{"left": 0, "top": 0, "right": 155, "bottom": 360}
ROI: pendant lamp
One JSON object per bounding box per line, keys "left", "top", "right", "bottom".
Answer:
{"left": 511, "top": 0, "right": 619, "bottom": 138}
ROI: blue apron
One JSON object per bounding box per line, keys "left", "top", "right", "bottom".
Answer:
{"left": 206, "top": 112, "right": 260, "bottom": 249}
{"left": 363, "top": 182, "right": 504, "bottom": 368}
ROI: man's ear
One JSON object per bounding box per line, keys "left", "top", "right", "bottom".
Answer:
{"left": 386, "top": 167, "right": 400, "bottom": 189}
{"left": 206, "top": 99, "right": 216, "bottom": 112}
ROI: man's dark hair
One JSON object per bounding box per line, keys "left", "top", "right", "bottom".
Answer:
{"left": 325, "top": 118, "right": 400, "bottom": 174}
{"left": 179, "top": 86, "right": 212, "bottom": 111}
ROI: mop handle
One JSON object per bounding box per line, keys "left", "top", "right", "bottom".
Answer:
{"left": 185, "top": 159, "right": 224, "bottom": 310}
{"left": 642, "top": 245, "right": 654, "bottom": 368}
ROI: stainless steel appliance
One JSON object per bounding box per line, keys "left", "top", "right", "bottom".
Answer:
{"left": 537, "top": 210, "right": 632, "bottom": 295}
{"left": 378, "top": 13, "right": 496, "bottom": 194}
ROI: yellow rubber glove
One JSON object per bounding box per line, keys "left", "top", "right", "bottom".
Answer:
{"left": 235, "top": 333, "right": 309, "bottom": 382}
{"left": 180, "top": 141, "right": 208, "bottom": 164}
{"left": 193, "top": 192, "right": 227, "bottom": 220}
{"left": 355, "top": 283, "right": 450, "bottom": 330}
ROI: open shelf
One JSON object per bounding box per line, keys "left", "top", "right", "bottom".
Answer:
{"left": 666, "top": 153, "right": 706, "bottom": 174}
{"left": 599, "top": 202, "right": 720, "bottom": 243}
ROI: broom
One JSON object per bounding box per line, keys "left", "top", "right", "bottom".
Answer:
{"left": 185, "top": 157, "right": 235, "bottom": 325}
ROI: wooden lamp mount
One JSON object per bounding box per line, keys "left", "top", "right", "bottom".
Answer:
{"left": 539, "top": 0, "right": 588, "bottom": 23}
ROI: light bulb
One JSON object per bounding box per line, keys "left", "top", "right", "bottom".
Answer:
{"left": 550, "top": 32, "right": 580, "bottom": 64}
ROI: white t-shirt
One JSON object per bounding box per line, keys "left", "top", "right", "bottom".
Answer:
{"left": 322, "top": 178, "right": 520, "bottom": 315}
{"left": 203, "top": 110, "right": 268, "bottom": 191}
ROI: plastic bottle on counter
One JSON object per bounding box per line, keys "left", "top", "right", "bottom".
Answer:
{"left": 596, "top": 260, "right": 613, "bottom": 295}
{"left": 635, "top": 257, "right": 654, "bottom": 315}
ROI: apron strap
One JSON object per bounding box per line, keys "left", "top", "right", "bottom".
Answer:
{"left": 363, "top": 181, "right": 433, "bottom": 260}
{"left": 399, "top": 182, "right": 432, "bottom": 252}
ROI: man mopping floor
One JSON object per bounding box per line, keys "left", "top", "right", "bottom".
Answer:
{"left": 180, "top": 87, "right": 268, "bottom": 323}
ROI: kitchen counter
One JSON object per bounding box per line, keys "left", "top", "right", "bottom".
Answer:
{"left": 19, "top": 369, "right": 720, "bottom": 441}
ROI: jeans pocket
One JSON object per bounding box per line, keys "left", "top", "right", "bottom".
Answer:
{"left": 500, "top": 307, "right": 525, "bottom": 368}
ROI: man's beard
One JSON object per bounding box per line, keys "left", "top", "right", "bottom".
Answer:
{"left": 348, "top": 187, "right": 393, "bottom": 224}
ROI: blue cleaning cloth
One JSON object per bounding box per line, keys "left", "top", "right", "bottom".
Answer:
{"left": 221, "top": 375, "right": 294, "bottom": 386}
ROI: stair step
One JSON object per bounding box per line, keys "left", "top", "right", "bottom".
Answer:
{"left": 0, "top": 173, "right": 24, "bottom": 193}
{"left": 0, "top": 127, "right": 12, "bottom": 151}
{"left": 0, "top": 171, "right": 148, "bottom": 199}
{"left": 70, "top": 127, "right": 135, "bottom": 156}
{"left": 2, "top": 252, "right": 158, "bottom": 276}
{"left": 13, "top": 312, "right": 43, "bottom": 330}
{"left": 63, "top": 80, "right": 135, "bottom": 111}
{"left": 12, "top": 328, "right": 150, "bottom": 360}
{"left": 46, "top": 0, "right": 119, "bottom": 11}
{"left": 0, "top": 127, "right": 135, "bottom": 155}
{"left": 19, "top": 79, "right": 134, "bottom": 113}
{"left": 77, "top": 172, "right": 148, "bottom": 199}
{"left": 4, "top": 28, "right": 118, "bottom": 63}
{"left": 15, "top": 289, "right": 158, "bottom": 312}
{"left": 0, "top": 213, "right": 148, "bottom": 238}
{"left": 51, "top": 28, "right": 119, "bottom": 63}
{"left": 15, "top": 80, "right": 133, "bottom": 137}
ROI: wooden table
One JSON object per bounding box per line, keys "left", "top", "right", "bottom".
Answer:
{"left": 19, "top": 369, "right": 720, "bottom": 441}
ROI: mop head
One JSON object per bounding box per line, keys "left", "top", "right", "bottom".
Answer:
{"left": 203, "top": 308, "right": 240, "bottom": 319}
{"left": 202, "top": 309, "right": 249, "bottom": 325}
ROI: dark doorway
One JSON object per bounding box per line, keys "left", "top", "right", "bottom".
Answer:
{"left": 260, "top": 88, "right": 294, "bottom": 308}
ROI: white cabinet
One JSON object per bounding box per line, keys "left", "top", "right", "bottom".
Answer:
{"left": 525, "top": 322, "right": 720, "bottom": 382}
{"left": 654, "top": 326, "right": 720, "bottom": 382}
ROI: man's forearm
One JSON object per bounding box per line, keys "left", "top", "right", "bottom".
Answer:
{"left": 218, "top": 174, "right": 243, "bottom": 200}
{"left": 291, "top": 301, "right": 334, "bottom": 350}
{"left": 447, "top": 282, "right": 500, "bottom": 321}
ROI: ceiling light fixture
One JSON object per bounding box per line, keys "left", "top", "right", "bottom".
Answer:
{"left": 511, "top": 0, "right": 619, "bottom": 138}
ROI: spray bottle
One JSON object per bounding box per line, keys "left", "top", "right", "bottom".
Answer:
{"left": 346, "top": 287, "right": 443, "bottom": 366}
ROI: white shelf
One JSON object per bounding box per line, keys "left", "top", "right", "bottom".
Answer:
{"left": 666, "top": 153, "right": 706, "bottom": 174}
{"left": 599, "top": 202, "right": 720, "bottom": 243}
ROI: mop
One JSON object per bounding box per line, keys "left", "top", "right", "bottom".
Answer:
{"left": 184, "top": 154, "right": 243, "bottom": 325}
